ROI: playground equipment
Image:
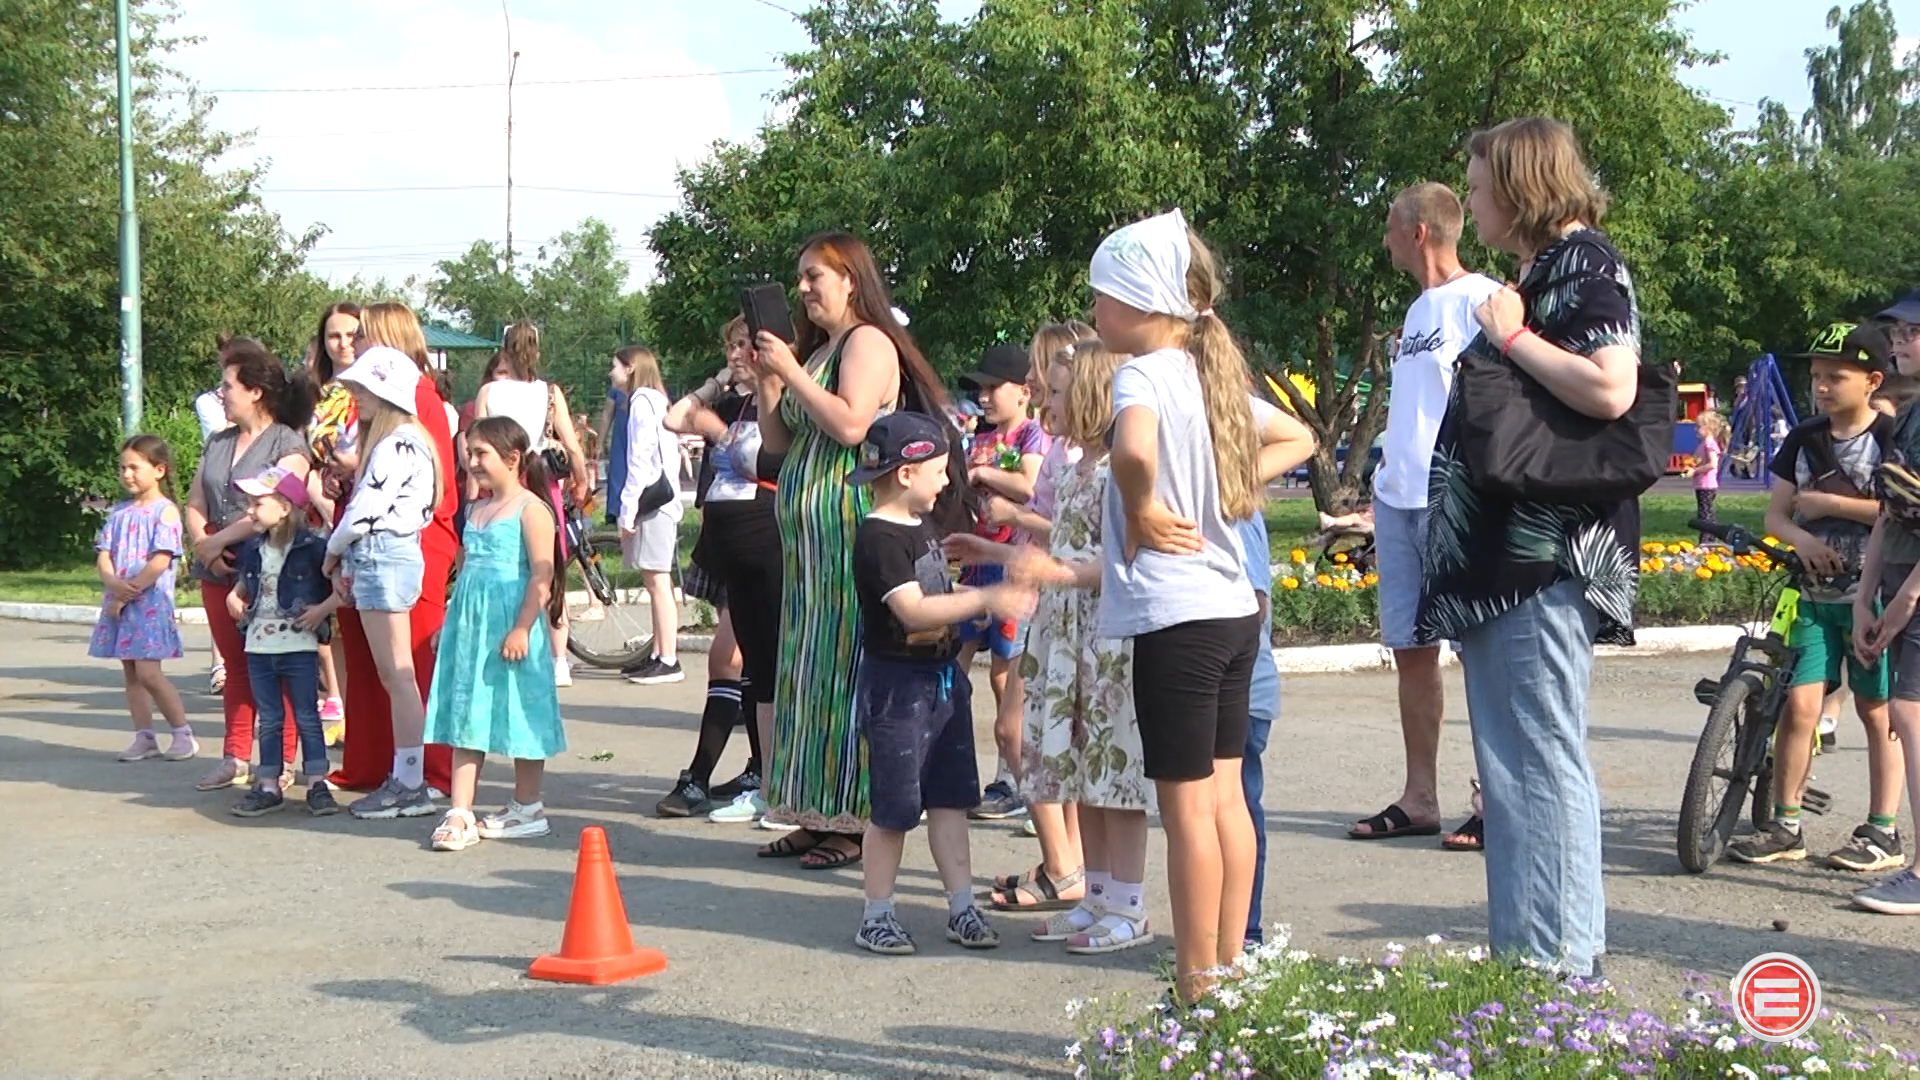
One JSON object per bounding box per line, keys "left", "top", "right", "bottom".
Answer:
{"left": 1727, "top": 354, "right": 1800, "bottom": 480}
{"left": 1668, "top": 382, "right": 1718, "bottom": 473}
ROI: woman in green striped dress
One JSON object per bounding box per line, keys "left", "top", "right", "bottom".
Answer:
{"left": 749, "top": 232, "right": 947, "bottom": 869}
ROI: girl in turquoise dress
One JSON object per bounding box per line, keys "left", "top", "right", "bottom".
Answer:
{"left": 424, "top": 416, "right": 566, "bottom": 852}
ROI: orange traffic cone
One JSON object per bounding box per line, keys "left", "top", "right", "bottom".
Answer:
{"left": 528, "top": 826, "right": 668, "bottom": 985}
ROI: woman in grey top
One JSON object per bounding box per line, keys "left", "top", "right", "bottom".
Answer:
{"left": 185, "top": 339, "right": 316, "bottom": 792}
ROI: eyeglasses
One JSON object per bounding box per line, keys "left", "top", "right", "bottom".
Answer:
{"left": 1890, "top": 323, "right": 1920, "bottom": 343}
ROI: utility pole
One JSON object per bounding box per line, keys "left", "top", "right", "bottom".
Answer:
{"left": 115, "top": 0, "right": 142, "bottom": 437}
{"left": 503, "top": 0, "right": 519, "bottom": 269}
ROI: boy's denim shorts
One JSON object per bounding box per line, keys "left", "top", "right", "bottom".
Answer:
{"left": 344, "top": 532, "right": 425, "bottom": 613}
{"left": 957, "top": 562, "right": 1024, "bottom": 660}
{"left": 857, "top": 653, "right": 979, "bottom": 831}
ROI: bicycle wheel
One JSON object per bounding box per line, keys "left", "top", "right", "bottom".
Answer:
{"left": 1678, "top": 674, "right": 1765, "bottom": 873}
{"left": 564, "top": 534, "right": 653, "bottom": 670}
{"left": 1750, "top": 757, "right": 1776, "bottom": 832}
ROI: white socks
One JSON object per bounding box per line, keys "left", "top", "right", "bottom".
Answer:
{"left": 864, "top": 896, "right": 895, "bottom": 921}
{"left": 394, "top": 747, "right": 425, "bottom": 789}
{"left": 947, "top": 889, "right": 973, "bottom": 918}
{"left": 1113, "top": 878, "right": 1146, "bottom": 919}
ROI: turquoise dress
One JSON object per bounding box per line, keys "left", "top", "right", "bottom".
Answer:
{"left": 424, "top": 495, "right": 566, "bottom": 759}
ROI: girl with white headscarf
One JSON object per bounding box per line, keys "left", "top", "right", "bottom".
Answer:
{"left": 1087, "top": 209, "right": 1264, "bottom": 1005}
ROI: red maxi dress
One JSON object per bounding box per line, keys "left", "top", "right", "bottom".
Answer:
{"left": 327, "top": 378, "right": 458, "bottom": 792}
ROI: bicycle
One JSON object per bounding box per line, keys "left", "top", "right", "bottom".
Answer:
{"left": 1676, "top": 517, "right": 1837, "bottom": 874}
{"left": 557, "top": 493, "right": 654, "bottom": 671}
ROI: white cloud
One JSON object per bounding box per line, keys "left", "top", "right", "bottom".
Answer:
{"left": 167, "top": 0, "right": 741, "bottom": 288}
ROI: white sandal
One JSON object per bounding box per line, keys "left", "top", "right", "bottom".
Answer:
{"left": 1065, "top": 912, "right": 1154, "bottom": 955}
{"left": 1032, "top": 901, "right": 1104, "bottom": 943}
{"left": 431, "top": 808, "right": 480, "bottom": 852}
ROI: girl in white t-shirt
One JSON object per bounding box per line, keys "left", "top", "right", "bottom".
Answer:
{"left": 1086, "top": 209, "right": 1264, "bottom": 1006}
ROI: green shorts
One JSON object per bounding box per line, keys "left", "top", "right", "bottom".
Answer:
{"left": 1788, "top": 599, "right": 1889, "bottom": 699}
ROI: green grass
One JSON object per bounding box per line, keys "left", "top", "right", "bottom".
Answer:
{"left": 0, "top": 567, "right": 201, "bottom": 607}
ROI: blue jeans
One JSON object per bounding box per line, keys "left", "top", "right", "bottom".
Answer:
{"left": 247, "top": 651, "right": 328, "bottom": 780}
{"left": 1242, "top": 630, "right": 1281, "bottom": 944}
{"left": 1459, "top": 578, "right": 1605, "bottom": 976}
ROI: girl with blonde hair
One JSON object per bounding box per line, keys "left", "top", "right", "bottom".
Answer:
{"left": 327, "top": 301, "right": 459, "bottom": 801}
{"left": 1087, "top": 209, "right": 1263, "bottom": 1003}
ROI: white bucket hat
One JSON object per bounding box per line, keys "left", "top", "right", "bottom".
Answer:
{"left": 338, "top": 346, "right": 420, "bottom": 414}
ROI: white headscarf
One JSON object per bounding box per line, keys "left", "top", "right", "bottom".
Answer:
{"left": 1089, "top": 209, "right": 1196, "bottom": 320}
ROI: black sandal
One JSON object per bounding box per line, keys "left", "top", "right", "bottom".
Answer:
{"left": 757, "top": 829, "right": 820, "bottom": 858}
{"left": 799, "top": 834, "right": 862, "bottom": 870}
{"left": 1442, "top": 815, "right": 1485, "bottom": 852}
{"left": 1348, "top": 803, "right": 1442, "bottom": 840}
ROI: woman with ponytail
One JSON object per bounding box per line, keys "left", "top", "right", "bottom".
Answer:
{"left": 326, "top": 301, "right": 459, "bottom": 799}
{"left": 1086, "top": 210, "right": 1263, "bottom": 1005}
{"left": 185, "top": 338, "right": 317, "bottom": 791}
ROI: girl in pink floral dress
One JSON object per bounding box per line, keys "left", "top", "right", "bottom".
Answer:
{"left": 91, "top": 435, "right": 198, "bottom": 763}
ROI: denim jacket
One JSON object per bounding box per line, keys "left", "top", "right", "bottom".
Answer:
{"left": 233, "top": 529, "right": 333, "bottom": 644}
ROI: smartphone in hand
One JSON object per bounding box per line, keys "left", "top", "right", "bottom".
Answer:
{"left": 739, "top": 282, "right": 797, "bottom": 346}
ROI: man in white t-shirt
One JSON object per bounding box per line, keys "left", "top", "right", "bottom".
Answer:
{"left": 1349, "top": 182, "right": 1501, "bottom": 848}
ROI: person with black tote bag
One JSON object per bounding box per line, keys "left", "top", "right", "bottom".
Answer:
{"left": 1416, "top": 118, "right": 1653, "bottom": 980}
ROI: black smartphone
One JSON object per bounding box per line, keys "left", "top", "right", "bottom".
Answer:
{"left": 739, "top": 282, "right": 796, "bottom": 346}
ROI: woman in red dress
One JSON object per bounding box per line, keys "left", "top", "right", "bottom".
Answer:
{"left": 326, "top": 301, "right": 458, "bottom": 794}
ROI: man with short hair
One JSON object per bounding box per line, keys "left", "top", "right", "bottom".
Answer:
{"left": 1349, "top": 182, "right": 1501, "bottom": 848}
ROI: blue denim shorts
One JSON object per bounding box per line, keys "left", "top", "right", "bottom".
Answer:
{"left": 1373, "top": 501, "right": 1428, "bottom": 650}
{"left": 857, "top": 654, "right": 979, "bottom": 831}
{"left": 345, "top": 532, "right": 425, "bottom": 613}
{"left": 957, "top": 562, "right": 1024, "bottom": 660}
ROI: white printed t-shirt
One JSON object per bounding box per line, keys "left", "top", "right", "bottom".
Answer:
{"left": 1373, "top": 272, "right": 1503, "bottom": 511}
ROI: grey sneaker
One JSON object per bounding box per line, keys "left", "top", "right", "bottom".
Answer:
{"left": 855, "top": 911, "right": 916, "bottom": 956}
{"left": 946, "top": 904, "right": 1001, "bottom": 950}
{"left": 969, "top": 780, "right": 1026, "bottom": 821}
{"left": 348, "top": 777, "right": 436, "bottom": 820}
{"left": 1727, "top": 821, "right": 1808, "bottom": 864}
{"left": 1826, "top": 824, "right": 1904, "bottom": 873}
{"left": 1853, "top": 868, "right": 1920, "bottom": 915}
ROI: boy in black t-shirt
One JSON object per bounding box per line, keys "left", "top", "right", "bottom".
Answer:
{"left": 848, "top": 412, "right": 1035, "bottom": 955}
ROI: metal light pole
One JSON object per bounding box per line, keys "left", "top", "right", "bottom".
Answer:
{"left": 115, "top": 0, "right": 142, "bottom": 437}
{"left": 503, "top": 0, "right": 518, "bottom": 267}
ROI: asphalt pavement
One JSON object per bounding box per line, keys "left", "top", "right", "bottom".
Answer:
{"left": 0, "top": 621, "right": 1914, "bottom": 1079}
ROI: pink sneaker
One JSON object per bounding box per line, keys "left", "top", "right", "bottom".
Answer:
{"left": 319, "top": 698, "right": 344, "bottom": 723}
{"left": 163, "top": 728, "right": 199, "bottom": 761}
{"left": 118, "top": 731, "right": 161, "bottom": 762}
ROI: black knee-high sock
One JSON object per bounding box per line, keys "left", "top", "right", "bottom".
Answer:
{"left": 740, "top": 678, "right": 763, "bottom": 777}
{"left": 687, "top": 679, "right": 744, "bottom": 788}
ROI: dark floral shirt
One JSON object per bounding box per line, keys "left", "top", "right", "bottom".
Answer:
{"left": 1417, "top": 228, "right": 1644, "bottom": 647}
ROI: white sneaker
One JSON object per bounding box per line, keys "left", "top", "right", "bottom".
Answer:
{"left": 756, "top": 813, "right": 799, "bottom": 832}
{"left": 708, "top": 792, "right": 767, "bottom": 823}
{"left": 478, "top": 800, "right": 551, "bottom": 839}
{"left": 554, "top": 658, "right": 573, "bottom": 688}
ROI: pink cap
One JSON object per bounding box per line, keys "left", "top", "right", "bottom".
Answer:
{"left": 234, "top": 465, "right": 309, "bottom": 508}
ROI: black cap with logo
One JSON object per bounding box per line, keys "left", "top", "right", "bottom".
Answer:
{"left": 847, "top": 412, "right": 951, "bottom": 486}
{"left": 959, "top": 343, "right": 1031, "bottom": 389}
{"left": 1793, "top": 321, "right": 1891, "bottom": 374}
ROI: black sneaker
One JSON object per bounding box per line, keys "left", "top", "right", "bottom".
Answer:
{"left": 710, "top": 768, "right": 762, "bottom": 801}
{"left": 625, "top": 656, "right": 687, "bottom": 686}
{"left": 1727, "top": 820, "right": 1809, "bottom": 864}
{"left": 306, "top": 781, "right": 340, "bottom": 817}
{"left": 1826, "top": 824, "right": 1904, "bottom": 872}
{"left": 969, "top": 780, "right": 1026, "bottom": 821}
{"left": 231, "top": 785, "right": 286, "bottom": 817}
{"left": 655, "top": 771, "right": 710, "bottom": 818}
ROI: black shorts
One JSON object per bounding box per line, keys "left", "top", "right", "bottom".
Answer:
{"left": 1880, "top": 565, "right": 1920, "bottom": 702}
{"left": 857, "top": 654, "right": 979, "bottom": 831}
{"left": 702, "top": 500, "right": 782, "bottom": 705}
{"left": 1130, "top": 613, "right": 1262, "bottom": 781}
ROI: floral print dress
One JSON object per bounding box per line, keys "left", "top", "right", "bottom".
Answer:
{"left": 1019, "top": 450, "right": 1154, "bottom": 812}
{"left": 88, "top": 499, "right": 185, "bottom": 661}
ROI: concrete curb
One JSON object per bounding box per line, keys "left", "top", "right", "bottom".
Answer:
{"left": 2, "top": 601, "right": 1754, "bottom": 670}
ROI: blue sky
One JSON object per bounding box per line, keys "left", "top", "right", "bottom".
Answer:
{"left": 166, "top": 0, "right": 1918, "bottom": 290}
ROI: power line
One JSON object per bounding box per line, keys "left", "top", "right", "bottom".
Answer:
{"left": 207, "top": 67, "right": 782, "bottom": 94}
{"left": 259, "top": 184, "right": 677, "bottom": 198}
{"left": 745, "top": 0, "right": 802, "bottom": 15}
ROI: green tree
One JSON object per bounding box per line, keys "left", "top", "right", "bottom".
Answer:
{"left": 1802, "top": 0, "right": 1920, "bottom": 156}
{"left": 0, "top": 0, "right": 328, "bottom": 566}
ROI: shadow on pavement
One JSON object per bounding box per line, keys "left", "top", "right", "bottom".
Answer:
{"left": 314, "top": 975, "right": 1067, "bottom": 1079}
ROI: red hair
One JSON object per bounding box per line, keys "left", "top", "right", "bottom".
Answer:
{"left": 796, "top": 232, "right": 948, "bottom": 414}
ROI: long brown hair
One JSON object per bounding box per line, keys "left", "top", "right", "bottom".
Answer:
{"left": 616, "top": 345, "right": 663, "bottom": 394}
{"left": 312, "top": 301, "right": 362, "bottom": 385}
{"left": 794, "top": 232, "right": 948, "bottom": 414}
{"left": 466, "top": 415, "right": 564, "bottom": 625}
{"left": 122, "top": 433, "right": 178, "bottom": 505}
{"left": 501, "top": 323, "right": 541, "bottom": 381}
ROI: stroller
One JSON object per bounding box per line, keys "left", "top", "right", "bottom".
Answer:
{"left": 1309, "top": 505, "right": 1377, "bottom": 576}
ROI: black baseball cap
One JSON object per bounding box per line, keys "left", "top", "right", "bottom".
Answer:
{"left": 1878, "top": 288, "right": 1920, "bottom": 325}
{"left": 959, "top": 343, "right": 1030, "bottom": 389}
{"left": 847, "top": 412, "right": 951, "bottom": 485}
{"left": 1794, "top": 321, "right": 1891, "bottom": 373}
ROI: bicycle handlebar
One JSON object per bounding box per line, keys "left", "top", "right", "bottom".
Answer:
{"left": 1688, "top": 516, "right": 1861, "bottom": 594}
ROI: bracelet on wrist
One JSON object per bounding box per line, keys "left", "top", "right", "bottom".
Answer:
{"left": 1500, "top": 327, "right": 1529, "bottom": 355}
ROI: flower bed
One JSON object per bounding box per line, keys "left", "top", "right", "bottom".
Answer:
{"left": 1267, "top": 541, "right": 1777, "bottom": 647}
{"left": 1070, "top": 933, "right": 1918, "bottom": 1079}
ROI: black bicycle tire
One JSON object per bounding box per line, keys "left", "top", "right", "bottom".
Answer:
{"left": 1678, "top": 673, "right": 1759, "bottom": 873}
{"left": 565, "top": 535, "right": 650, "bottom": 670}
{"left": 1751, "top": 757, "right": 1776, "bottom": 831}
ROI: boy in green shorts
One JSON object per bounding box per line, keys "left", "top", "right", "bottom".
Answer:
{"left": 1731, "top": 323, "right": 1907, "bottom": 872}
